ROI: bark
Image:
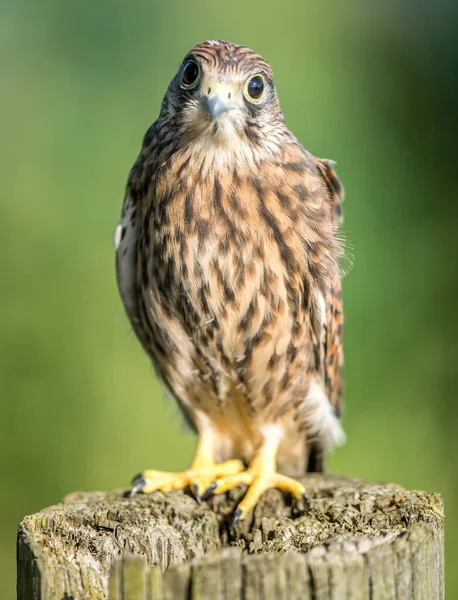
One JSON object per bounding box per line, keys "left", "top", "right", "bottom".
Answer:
{"left": 17, "top": 475, "right": 444, "bottom": 599}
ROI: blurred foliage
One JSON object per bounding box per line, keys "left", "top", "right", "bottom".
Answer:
{"left": 1, "top": 0, "right": 457, "bottom": 597}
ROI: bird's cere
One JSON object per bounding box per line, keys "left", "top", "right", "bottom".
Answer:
{"left": 201, "top": 83, "right": 236, "bottom": 120}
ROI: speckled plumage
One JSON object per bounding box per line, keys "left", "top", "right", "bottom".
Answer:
{"left": 116, "top": 41, "right": 346, "bottom": 514}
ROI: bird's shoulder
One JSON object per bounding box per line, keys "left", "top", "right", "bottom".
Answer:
{"left": 278, "top": 139, "right": 344, "bottom": 221}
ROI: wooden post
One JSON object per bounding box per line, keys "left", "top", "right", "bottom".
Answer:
{"left": 17, "top": 475, "right": 444, "bottom": 600}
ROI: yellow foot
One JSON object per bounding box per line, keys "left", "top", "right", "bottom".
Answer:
{"left": 129, "top": 459, "right": 244, "bottom": 501}
{"left": 206, "top": 465, "right": 308, "bottom": 524}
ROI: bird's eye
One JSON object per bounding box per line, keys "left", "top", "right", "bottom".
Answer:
{"left": 244, "top": 74, "right": 265, "bottom": 102}
{"left": 181, "top": 60, "right": 200, "bottom": 89}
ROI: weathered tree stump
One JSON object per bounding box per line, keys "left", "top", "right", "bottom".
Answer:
{"left": 17, "top": 475, "right": 444, "bottom": 599}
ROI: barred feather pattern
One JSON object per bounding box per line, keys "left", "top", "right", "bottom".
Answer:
{"left": 116, "top": 41, "right": 345, "bottom": 476}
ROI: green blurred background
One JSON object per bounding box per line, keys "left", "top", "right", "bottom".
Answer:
{"left": 1, "top": 0, "right": 457, "bottom": 597}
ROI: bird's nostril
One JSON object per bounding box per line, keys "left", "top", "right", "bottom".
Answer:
{"left": 207, "top": 87, "right": 211, "bottom": 95}
{"left": 228, "top": 92, "right": 231, "bottom": 99}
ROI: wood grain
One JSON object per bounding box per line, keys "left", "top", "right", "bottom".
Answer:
{"left": 17, "top": 475, "right": 444, "bottom": 599}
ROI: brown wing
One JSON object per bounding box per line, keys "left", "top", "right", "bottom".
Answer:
{"left": 315, "top": 158, "right": 344, "bottom": 224}
{"left": 306, "top": 157, "right": 345, "bottom": 472}
{"left": 315, "top": 158, "right": 344, "bottom": 418}
{"left": 323, "top": 272, "right": 344, "bottom": 417}
{"left": 115, "top": 157, "right": 144, "bottom": 347}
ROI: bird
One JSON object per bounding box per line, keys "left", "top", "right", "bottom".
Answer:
{"left": 115, "top": 40, "right": 346, "bottom": 523}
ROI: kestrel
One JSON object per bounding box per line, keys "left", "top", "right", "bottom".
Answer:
{"left": 115, "top": 40, "right": 345, "bottom": 523}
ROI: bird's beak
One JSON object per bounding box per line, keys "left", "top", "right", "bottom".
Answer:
{"left": 200, "top": 82, "right": 237, "bottom": 120}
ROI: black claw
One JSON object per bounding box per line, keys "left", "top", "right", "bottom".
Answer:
{"left": 301, "top": 491, "right": 310, "bottom": 504}
{"left": 201, "top": 482, "right": 217, "bottom": 501}
{"left": 192, "top": 483, "right": 202, "bottom": 504}
{"left": 231, "top": 509, "right": 242, "bottom": 528}
{"left": 129, "top": 478, "right": 146, "bottom": 497}
{"left": 131, "top": 472, "right": 144, "bottom": 485}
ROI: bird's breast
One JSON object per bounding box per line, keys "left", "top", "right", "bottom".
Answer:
{"left": 143, "top": 166, "right": 313, "bottom": 418}
{"left": 150, "top": 172, "right": 295, "bottom": 341}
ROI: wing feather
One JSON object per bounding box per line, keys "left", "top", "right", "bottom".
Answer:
{"left": 313, "top": 157, "right": 345, "bottom": 418}
{"left": 115, "top": 157, "right": 146, "bottom": 348}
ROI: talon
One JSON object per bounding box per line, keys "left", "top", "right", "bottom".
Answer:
{"left": 128, "top": 433, "right": 246, "bottom": 500}
{"left": 231, "top": 509, "right": 243, "bottom": 527}
{"left": 129, "top": 478, "right": 146, "bottom": 497}
{"left": 207, "top": 446, "right": 306, "bottom": 519}
{"left": 131, "top": 472, "right": 144, "bottom": 485}
{"left": 192, "top": 483, "right": 202, "bottom": 504}
{"left": 201, "top": 482, "right": 218, "bottom": 501}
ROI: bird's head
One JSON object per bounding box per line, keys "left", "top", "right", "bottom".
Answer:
{"left": 160, "top": 41, "right": 287, "bottom": 160}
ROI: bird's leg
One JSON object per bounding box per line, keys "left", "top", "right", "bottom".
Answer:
{"left": 205, "top": 431, "right": 307, "bottom": 522}
{"left": 129, "top": 430, "right": 244, "bottom": 500}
